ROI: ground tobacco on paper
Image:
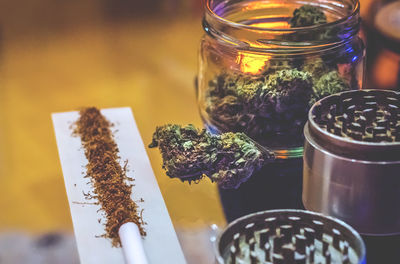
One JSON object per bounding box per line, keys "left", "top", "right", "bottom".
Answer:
{"left": 149, "top": 124, "right": 273, "bottom": 189}
{"left": 203, "top": 5, "right": 353, "bottom": 148}
{"left": 74, "top": 107, "right": 145, "bottom": 247}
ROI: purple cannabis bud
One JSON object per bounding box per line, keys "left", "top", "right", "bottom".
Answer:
{"left": 290, "top": 5, "right": 327, "bottom": 28}
{"left": 149, "top": 124, "right": 212, "bottom": 182}
{"left": 209, "top": 132, "right": 273, "bottom": 189}
{"left": 205, "top": 69, "right": 314, "bottom": 148}
{"left": 149, "top": 124, "right": 274, "bottom": 189}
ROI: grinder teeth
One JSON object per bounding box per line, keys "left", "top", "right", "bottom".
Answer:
{"left": 226, "top": 214, "right": 358, "bottom": 264}
{"left": 313, "top": 91, "right": 400, "bottom": 142}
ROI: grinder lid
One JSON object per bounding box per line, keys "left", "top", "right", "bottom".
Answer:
{"left": 307, "top": 89, "right": 400, "bottom": 161}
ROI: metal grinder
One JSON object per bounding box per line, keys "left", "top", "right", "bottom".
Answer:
{"left": 303, "top": 89, "right": 400, "bottom": 262}
{"left": 215, "top": 209, "right": 366, "bottom": 264}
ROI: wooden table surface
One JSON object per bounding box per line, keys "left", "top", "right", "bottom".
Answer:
{"left": 0, "top": 0, "right": 378, "bottom": 234}
{"left": 0, "top": 0, "right": 225, "bottom": 233}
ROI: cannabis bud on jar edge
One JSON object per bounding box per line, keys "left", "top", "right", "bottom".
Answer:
{"left": 149, "top": 124, "right": 274, "bottom": 189}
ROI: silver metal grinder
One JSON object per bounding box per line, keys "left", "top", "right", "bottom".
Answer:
{"left": 303, "top": 89, "right": 400, "bottom": 236}
{"left": 215, "top": 209, "right": 366, "bottom": 264}
{"left": 303, "top": 89, "right": 400, "bottom": 262}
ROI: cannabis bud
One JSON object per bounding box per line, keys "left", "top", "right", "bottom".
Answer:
{"left": 289, "top": 5, "right": 327, "bottom": 27}
{"left": 311, "top": 70, "right": 350, "bottom": 104}
{"left": 205, "top": 68, "right": 314, "bottom": 147}
{"left": 302, "top": 58, "right": 329, "bottom": 80}
{"left": 301, "top": 57, "right": 351, "bottom": 105}
{"left": 261, "top": 69, "right": 313, "bottom": 111}
{"left": 149, "top": 124, "right": 274, "bottom": 189}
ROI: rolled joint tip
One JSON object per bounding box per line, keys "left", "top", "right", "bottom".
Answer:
{"left": 119, "top": 222, "right": 149, "bottom": 264}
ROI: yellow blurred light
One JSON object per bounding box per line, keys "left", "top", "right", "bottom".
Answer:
{"left": 243, "top": 2, "right": 288, "bottom": 11}
{"left": 251, "top": 21, "right": 291, "bottom": 29}
{"left": 236, "top": 52, "right": 269, "bottom": 74}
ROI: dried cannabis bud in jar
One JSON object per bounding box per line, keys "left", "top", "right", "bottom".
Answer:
{"left": 261, "top": 69, "right": 313, "bottom": 114}
{"left": 302, "top": 58, "right": 350, "bottom": 105}
{"left": 312, "top": 70, "right": 350, "bottom": 104}
{"left": 289, "top": 5, "right": 327, "bottom": 27}
{"left": 302, "top": 57, "right": 330, "bottom": 81}
{"left": 206, "top": 69, "right": 314, "bottom": 147}
{"left": 149, "top": 124, "right": 273, "bottom": 189}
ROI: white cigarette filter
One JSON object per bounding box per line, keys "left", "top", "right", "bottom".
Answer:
{"left": 119, "top": 222, "right": 149, "bottom": 264}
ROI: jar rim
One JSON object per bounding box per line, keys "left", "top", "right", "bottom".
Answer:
{"left": 205, "top": 0, "right": 360, "bottom": 32}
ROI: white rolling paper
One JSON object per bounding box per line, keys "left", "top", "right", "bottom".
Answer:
{"left": 52, "top": 107, "right": 186, "bottom": 264}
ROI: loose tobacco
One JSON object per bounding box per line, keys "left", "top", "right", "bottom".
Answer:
{"left": 74, "top": 107, "right": 145, "bottom": 247}
{"left": 149, "top": 124, "right": 273, "bottom": 189}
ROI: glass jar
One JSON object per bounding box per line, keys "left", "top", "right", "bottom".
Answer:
{"left": 197, "top": 0, "right": 365, "bottom": 159}
{"left": 197, "top": 0, "right": 365, "bottom": 222}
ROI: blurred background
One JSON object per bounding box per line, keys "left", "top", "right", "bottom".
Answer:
{"left": 0, "top": 0, "right": 398, "bottom": 263}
